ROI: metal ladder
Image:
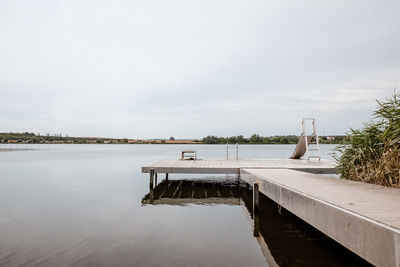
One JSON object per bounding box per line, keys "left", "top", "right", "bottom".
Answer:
{"left": 302, "top": 118, "right": 320, "bottom": 161}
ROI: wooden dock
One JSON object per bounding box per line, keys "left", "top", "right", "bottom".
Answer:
{"left": 142, "top": 158, "right": 336, "bottom": 174}
{"left": 141, "top": 158, "right": 400, "bottom": 266}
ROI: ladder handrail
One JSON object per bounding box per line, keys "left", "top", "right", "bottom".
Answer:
{"left": 302, "top": 118, "right": 320, "bottom": 161}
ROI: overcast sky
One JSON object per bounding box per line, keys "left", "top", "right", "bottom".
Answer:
{"left": 0, "top": 0, "right": 399, "bottom": 138}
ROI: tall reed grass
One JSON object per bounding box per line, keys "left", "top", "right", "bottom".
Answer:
{"left": 335, "top": 91, "right": 400, "bottom": 188}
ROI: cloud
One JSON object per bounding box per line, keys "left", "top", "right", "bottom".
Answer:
{"left": 0, "top": 0, "right": 399, "bottom": 138}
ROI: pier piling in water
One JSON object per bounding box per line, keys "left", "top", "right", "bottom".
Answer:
{"left": 253, "top": 182, "right": 259, "bottom": 213}
{"left": 150, "top": 170, "right": 154, "bottom": 188}
{"left": 253, "top": 182, "right": 260, "bottom": 237}
{"left": 149, "top": 170, "right": 154, "bottom": 202}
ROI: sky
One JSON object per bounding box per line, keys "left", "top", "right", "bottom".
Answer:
{"left": 0, "top": 0, "right": 399, "bottom": 139}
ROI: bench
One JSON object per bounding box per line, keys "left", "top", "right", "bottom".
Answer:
{"left": 181, "top": 150, "right": 197, "bottom": 160}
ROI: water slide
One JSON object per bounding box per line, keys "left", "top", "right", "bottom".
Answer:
{"left": 290, "top": 133, "right": 313, "bottom": 159}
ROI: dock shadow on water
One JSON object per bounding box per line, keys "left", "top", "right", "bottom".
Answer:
{"left": 142, "top": 176, "right": 371, "bottom": 267}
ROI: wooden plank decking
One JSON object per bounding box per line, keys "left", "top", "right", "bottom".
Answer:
{"left": 142, "top": 158, "right": 336, "bottom": 174}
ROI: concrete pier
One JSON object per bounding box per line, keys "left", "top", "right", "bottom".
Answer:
{"left": 241, "top": 169, "right": 400, "bottom": 267}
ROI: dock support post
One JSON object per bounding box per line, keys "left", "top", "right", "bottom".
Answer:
{"left": 150, "top": 170, "right": 154, "bottom": 188}
{"left": 236, "top": 143, "right": 238, "bottom": 160}
{"left": 149, "top": 170, "right": 154, "bottom": 203}
{"left": 254, "top": 208, "right": 260, "bottom": 237}
{"left": 226, "top": 143, "right": 229, "bottom": 160}
{"left": 165, "top": 173, "right": 169, "bottom": 181}
{"left": 253, "top": 182, "right": 259, "bottom": 212}
{"left": 253, "top": 182, "right": 260, "bottom": 237}
{"left": 155, "top": 173, "right": 158, "bottom": 185}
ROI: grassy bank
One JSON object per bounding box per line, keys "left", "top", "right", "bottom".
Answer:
{"left": 335, "top": 91, "right": 400, "bottom": 188}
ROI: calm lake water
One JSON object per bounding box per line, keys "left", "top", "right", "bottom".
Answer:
{"left": 0, "top": 144, "right": 370, "bottom": 266}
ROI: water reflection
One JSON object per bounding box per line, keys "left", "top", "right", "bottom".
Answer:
{"left": 142, "top": 177, "right": 371, "bottom": 267}
{"left": 142, "top": 177, "right": 246, "bottom": 205}
{"left": 0, "top": 144, "right": 362, "bottom": 266}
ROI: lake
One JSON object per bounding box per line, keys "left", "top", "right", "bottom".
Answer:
{"left": 0, "top": 144, "right": 370, "bottom": 266}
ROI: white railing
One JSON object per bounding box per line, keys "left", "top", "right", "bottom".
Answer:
{"left": 226, "top": 143, "right": 239, "bottom": 160}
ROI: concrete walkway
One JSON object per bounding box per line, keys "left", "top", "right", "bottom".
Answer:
{"left": 241, "top": 169, "right": 400, "bottom": 267}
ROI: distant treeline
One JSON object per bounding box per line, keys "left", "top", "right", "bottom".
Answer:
{"left": 0, "top": 132, "right": 195, "bottom": 144}
{"left": 202, "top": 134, "right": 347, "bottom": 144}
{"left": 0, "top": 132, "right": 126, "bottom": 144}
{"left": 0, "top": 132, "right": 347, "bottom": 145}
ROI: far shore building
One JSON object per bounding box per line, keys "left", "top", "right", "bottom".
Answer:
{"left": 142, "top": 139, "right": 162, "bottom": 144}
{"left": 164, "top": 139, "right": 200, "bottom": 144}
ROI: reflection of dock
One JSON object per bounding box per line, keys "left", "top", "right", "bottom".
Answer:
{"left": 142, "top": 178, "right": 247, "bottom": 206}
{"left": 142, "top": 178, "right": 370, "bottom": 266}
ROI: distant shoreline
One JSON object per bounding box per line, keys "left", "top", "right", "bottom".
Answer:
{"left": 0, "top": 132, "right": 346, "bottom": 145}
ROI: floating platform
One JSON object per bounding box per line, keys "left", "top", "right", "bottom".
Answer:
{"left": 141, "top": 157, "right": 400, "bottom": 266}
{"left": 142, "top": 158, "right": 336, "bottom": 174}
